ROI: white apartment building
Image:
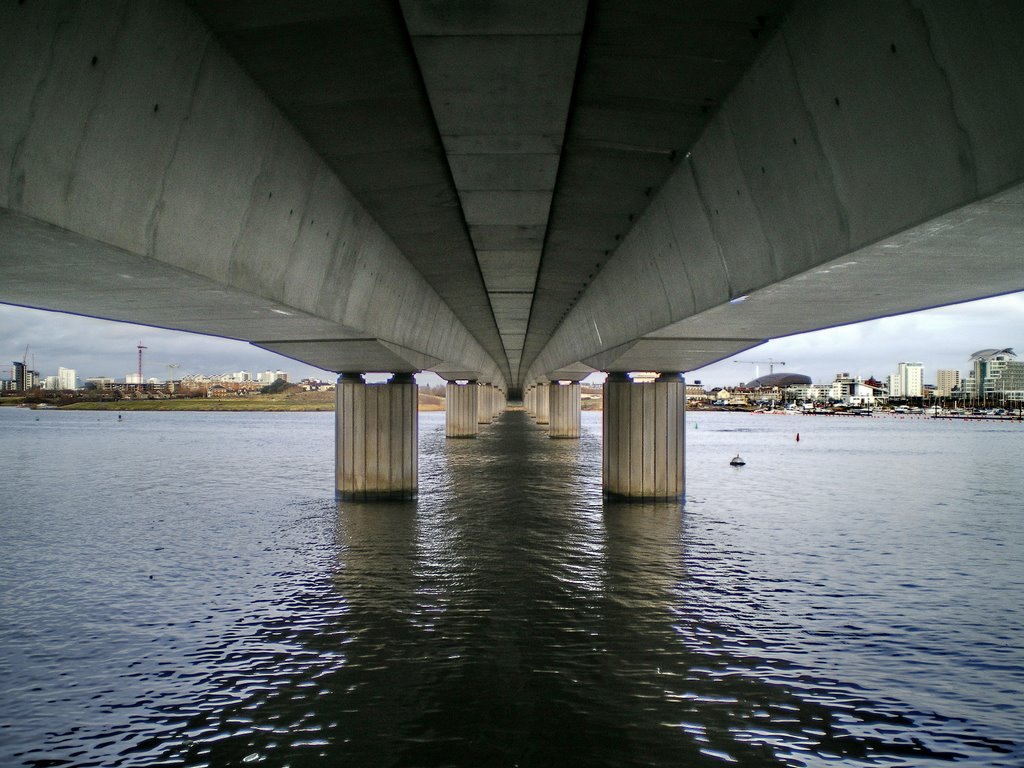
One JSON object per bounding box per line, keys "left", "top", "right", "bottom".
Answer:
{"left": 889, "top": 362, "right": 923, "bottom": 398}
{"left": 58, "top": 367, "right": 76, "bottom": 390}
{"left": 256, "top": 370, "right": 289, "bottom": 385}
{"left": 829, "top": 374, "right": 877, "bottom": 405}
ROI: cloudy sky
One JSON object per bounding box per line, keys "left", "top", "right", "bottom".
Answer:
{"left": 2, "top": 291, "right": 1023, "bottom": 387}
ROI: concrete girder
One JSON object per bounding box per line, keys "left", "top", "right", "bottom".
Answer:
{"left": 0, "top": 1, "right": 504, "bottom": 387}
{"left": 401, "top": 0, "right": 587, "bottom": 382}
{"left": 526, "top": 0, "right": 1024, "bottom": 382}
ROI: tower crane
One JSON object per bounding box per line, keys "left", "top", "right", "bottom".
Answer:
{"left": 732, "top": 358, "right": 786, "bottom": 380}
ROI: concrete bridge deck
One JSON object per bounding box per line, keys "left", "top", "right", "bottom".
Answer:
{"left": 3, "top": 1, "right": 1023, "bottom": 497}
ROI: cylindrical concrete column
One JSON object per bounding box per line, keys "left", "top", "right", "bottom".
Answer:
{"left": 478, "top": 383, "right": 493, "bottom": 424}
{"left": 525, "top": 387, "right": 534, "bottom": 416}
{"left": 549, "top": 381, "right": 581, "bottom": 438}
{"left": 603, "top": 372, "right": 685, "bottom": 500}
{"left": 535, "top": 382, "right": 550, "bottom": 424}
{"left": 336, "top": 372, "right": 418, "bottom": 501}
{"left": 446, "top": 381, "right": 479, "bottom": 438}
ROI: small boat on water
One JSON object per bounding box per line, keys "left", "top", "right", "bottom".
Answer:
{"left": 730, "top": 454, "right": 746, "bottom": 466}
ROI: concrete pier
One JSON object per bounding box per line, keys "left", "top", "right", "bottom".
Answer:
{"left": 336, "top": 373, "right": 418, "bottom": 501}
{"left": 534, "top": 382, "right": 551, "bottom": 425}
{"left": 548, "top": 381, "right": 581, "bottom": 439}
{"left": 478, "top": 383, "right": 494, "bottom": 425}
{"left": 603, "top": 372, "right": 685, "bottom": 500}
{"left": 446, "top": 381, "right": 480, "bottom": 438}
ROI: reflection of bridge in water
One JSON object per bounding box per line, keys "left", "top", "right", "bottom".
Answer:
{"left": 2, "top": 1, "right": 1023, "bottom": 499}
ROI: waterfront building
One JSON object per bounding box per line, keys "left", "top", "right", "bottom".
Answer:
{"left": 84, "top": 376, "right": 114, "bottom": 390}
{"left": 829, "top": 373, "right": 878, "bottom": 406}
{"left": 963, "top": 349, "right": 1018, "bottom": 399}
{"left": 936, "top": 369, "right": 960, "bottom": 397}
{"left": 685, "top": 383, "right": 710, "bottom": 402}
{"left": 43, "top": 375, "right": 60, "bottom": 390}
{"left": 992, "top": 362, "right": 1024, "bottom": 402}
{"left": 889, "top": 362, "right": 923, "bottom": 398}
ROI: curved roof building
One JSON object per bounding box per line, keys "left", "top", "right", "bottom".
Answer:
{"left": 746, "top": 373, "right": 812, "bottom": 388}
{"left": 969, "top": 348, "right": 1016, "bottom": 361}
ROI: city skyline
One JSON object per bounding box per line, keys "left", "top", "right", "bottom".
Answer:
{"left": 3, "top": 291, "right": 1023, "bottom": 388}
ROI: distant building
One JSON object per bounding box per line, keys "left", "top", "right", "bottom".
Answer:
{"left": 58, "top": 367, "right": 77, "bottom": 390}
{"left": 685, "top": 383, "right": 709, "bottom": 401}
{"left": 745, "top": 372, "right": 812, "bottom": 389}
{"left": 43, "top": 375, "right": 60, "bottom": 390}
{"left": 256, "top": 370, "right": 289, "bottom": 385}
{"left": 829, "top": 373, "right": 877, "bottom": 405}
{"left": 963, "top": 348, "right": 1018, "bottom": 399}
{"left": 125, "top": 373, "right": 143, "bottom": 385}
{"left": 889, "top": 362, "right": 923, "bottom": 398}
{"left": 10, "top": 361, "right": 38, "bottom": 391}
{"left": 84, "top": 376, "right": 114, "bottom": 390}
{"left": 935, "top": 369, "right": 960, "bottom": 397}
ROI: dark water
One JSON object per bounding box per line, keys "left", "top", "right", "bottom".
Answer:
{"left": 1, "top": 407, "right": 1021, "bottom": 767}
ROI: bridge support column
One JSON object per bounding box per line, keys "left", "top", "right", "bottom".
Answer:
{"left": 535, "top": 382, "right": 550, "bottom": 425}
{"left": 603, "top": 372, "right": 685, "bottom": 500}
{"left": 446, "top": 380, "right": 479, "bottom": 438}
{"left": 336, "top": 373, "right": 417, "bottom": 501}
{"left": 548, "top": 381, "right": 581, "bottom": 438}
{"left": 478, "top": 383, "right": 493, "bottom": 425}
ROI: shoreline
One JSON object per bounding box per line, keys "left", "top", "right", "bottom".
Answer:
{"left": 2, "top": 399, "right": 447, "bottom": 413}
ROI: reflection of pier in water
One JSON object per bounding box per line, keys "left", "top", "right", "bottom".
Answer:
{"left": 132, "top": 412, "right": 1009, "bottom": 766}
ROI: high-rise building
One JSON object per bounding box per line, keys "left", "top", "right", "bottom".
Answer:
{"left": 12, "top": 361, "right": 26, "bottom": 391}
{"left": 58, "top": 367, "right": 77, "bottom": 390}
{"left": 889, "top": 362, "right": 923, "bottom": 398}
{"left": 963, "top": 349, "right": 1022, "bottom": 401}
{"left": 935, "top": 369, "right": 960, "bottom": 397}
{"left": 964, "top": 349, "right": 1017, "bottom": 397}
{"left": 43, "top": 375, "right": 60, "bottom": 389}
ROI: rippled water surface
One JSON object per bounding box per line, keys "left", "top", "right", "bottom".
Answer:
{"left": 1, "top": 407, "right": 1021, "bottom": 767}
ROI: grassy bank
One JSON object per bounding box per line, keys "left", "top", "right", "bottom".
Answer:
{"left": 46, "top": 392, "right": 448, "bottom": 412}
{"left": 60, "top": 398, "right": 332, "bottom": 412}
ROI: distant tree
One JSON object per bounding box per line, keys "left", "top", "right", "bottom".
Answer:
{"left": 261, "top": 378, "right": 291, "bottom": 395}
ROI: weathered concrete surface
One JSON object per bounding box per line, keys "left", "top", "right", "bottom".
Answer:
{"left": 2, "top": 1, "right": 1022, "bottom": 392}
{"left": 402, "top": 0, "right": 587, "bottom": 384}
{"left": 603, "top": 373, "right": 685, "bottom": 500}
{"left": 525, "top": 0, "right": 1024, "bottom": 382}
{"left": 336, "top": 373, "right": 418, "bottom": 500}
{"left": 548, "top": 381, "right": 581, "bottom": 439}
{"left": 0, "top": 0, "right": 502, "bottom": 384}
{"left": 445, "top": 382, "right": 479, "bottom": 438}
{"left": 534, "top": 382, "right": 550, "bottom": 425}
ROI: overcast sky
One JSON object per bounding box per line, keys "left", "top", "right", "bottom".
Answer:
{"left": 2, "top": 291, "right": 1022, "bottom": 387}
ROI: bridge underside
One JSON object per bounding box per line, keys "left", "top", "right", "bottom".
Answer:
{"left": 2, "top": 1, "right": 1023, "bottom": 392}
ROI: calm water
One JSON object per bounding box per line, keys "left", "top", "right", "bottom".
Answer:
{"left": 0, "top": 407, "right": 1021, "bottom": 767}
